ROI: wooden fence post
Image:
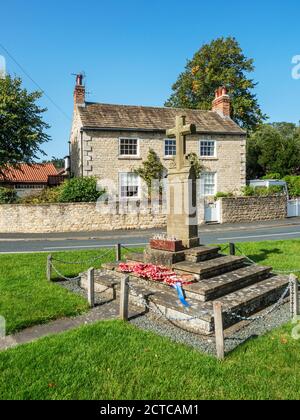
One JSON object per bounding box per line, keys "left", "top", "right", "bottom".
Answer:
{"left": 290, "top": 274, "right": 299, "bottom": 319}
{"left": 229, "top": 243, "right": 236, "bottom": 256}
{"left": 87, "top": 268, "right": 95, "bottom": 308}
{"left": 47, "top": 255, "right": 52, "bottom": 281}
{"left": 116, "top": 243, "right": 122, "bottom": 262}
{"left": 120, "top": 275, "right": 129, "bottom": 321}
{"left": 213, "top": 301, "right": 225, "bottom": 360}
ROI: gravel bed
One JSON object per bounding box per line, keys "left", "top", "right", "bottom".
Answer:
{"left": 59, "top": 279, "right": 292, "bottom": 356}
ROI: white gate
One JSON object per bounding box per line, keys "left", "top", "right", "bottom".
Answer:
{"left": 204, "top": 200, "right": 221, "bottom": 223}
{"left": 287, "top": 199, "right": 300, "bottom": 217}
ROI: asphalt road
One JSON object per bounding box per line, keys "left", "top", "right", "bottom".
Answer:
{"left": 1, "top": 218, "right": 300, "bottom": 253}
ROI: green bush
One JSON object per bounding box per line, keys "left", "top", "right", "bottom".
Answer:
{"left": 283, "top": 176, "right": 300, "bottom": 198}
{"left": 242, "top": 185, "right": 285, "bottom": 197}
{"left": 242, "top": 186, "right": 256, "bottom": 196}
{"left": 262, "top": 173, "right": 281, "bottom": 180}
{"left": 58, "top": 177, "right": 105, "bottom": 203}
{"left": 214, "top": 192, "right": 234, "bottom": 200}
{"left": 0, "top": 187, "right": 18, "bottom": 204}
{"left": 20, "top": 187, "right": 62, "bottom": 204}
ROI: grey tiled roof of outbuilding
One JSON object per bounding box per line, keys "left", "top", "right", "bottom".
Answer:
{"left": 78, "top": 102, "right": 245, "bottom": 135}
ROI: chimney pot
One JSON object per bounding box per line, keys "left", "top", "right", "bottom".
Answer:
{"left": 212, "top": 86, "right": 231, "bottom": 118}
{"left": 74, "top": 73, "right": 85, "bottom": 107}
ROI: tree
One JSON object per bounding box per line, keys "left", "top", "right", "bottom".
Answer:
{"left": 0, "top": 75, "right": 50, "bottom": 171}
{"left": 134, "top": 149, "right": 165, "bottom": 199}
{"left": 43, "top": 156, "right": 65, "bottom": 170}
{"left": 247, "top": 122, "right": 300, "bottom": 179}
{"left": 165, "top": 37, "right": 266, "bottom": 131}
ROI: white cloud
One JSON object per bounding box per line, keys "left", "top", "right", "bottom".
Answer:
{"left": 292, "top": 55, "right": 300, "bottom": 80}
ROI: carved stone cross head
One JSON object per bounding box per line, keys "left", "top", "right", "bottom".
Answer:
{"left": 166, "top": 115, "right": 196, "bottom": 170}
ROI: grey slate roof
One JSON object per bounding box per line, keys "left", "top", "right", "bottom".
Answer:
{"left": 78, "top": 102, "right": 245, "bottom": 135}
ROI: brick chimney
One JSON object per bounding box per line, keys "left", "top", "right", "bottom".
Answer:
{"left": 74, "top": 74, "right": 85, "bottom": 107}
{"left": 212, "top": 86, "right": 231, "bottom": 118}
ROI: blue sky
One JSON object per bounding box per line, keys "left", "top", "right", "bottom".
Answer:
{"left": 1, "top": 0, "right": 300, "bottom": 159}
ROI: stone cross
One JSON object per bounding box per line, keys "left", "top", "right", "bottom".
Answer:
{"left": 166, "top": 115, "right": 196, "bottom": 170}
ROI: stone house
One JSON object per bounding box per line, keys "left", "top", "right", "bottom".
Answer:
{"left": 70, "top": 76, "right": 246, "bottom": 222}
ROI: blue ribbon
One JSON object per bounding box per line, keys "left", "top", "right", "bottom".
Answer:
{"left": 173, "top": 282, "right": 190, "bottom": 308}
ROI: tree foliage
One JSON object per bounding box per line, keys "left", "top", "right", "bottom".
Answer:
{"left": 165, "top": 37, "right": 266, "bottom": 131}
{"left": 0, "top": 75, "right": 50, "bottom": 169}
{"left": 247, "top": 122, "right": 300, "bottom": 179}
{"left": 0, "top": 187, "right": 18, "bottom": 204}
{"left": 43, "top": 156, "right": 65, "bottom": 170}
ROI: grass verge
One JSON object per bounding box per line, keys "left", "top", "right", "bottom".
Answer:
{"left": 0, "top": 320, "right": 299, "bottom": 400}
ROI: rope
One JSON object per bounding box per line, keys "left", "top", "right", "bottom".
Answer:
{"left": 121, "top": 245, "right": 136, "bottom": 253}
{"left": 220, "top": 244, "right": 229, "bottom": 253}
{"left": 51, "top": 248, "right": 115, "bottom": 265}
{"left": 127, "top": 274, "right": 292, "bottom": 324}
{"left": 50, "top": 262, "right": 82, "bottom": 281}
{"left": 224, "top": 281, "right": 291, "bottom": 322}
{"left": 234, "top": 244, "right": 300, "bottom": 275}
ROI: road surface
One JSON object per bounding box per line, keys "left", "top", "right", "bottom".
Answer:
{"left": 0, "top": 218, "right": 300, "bottom": 253}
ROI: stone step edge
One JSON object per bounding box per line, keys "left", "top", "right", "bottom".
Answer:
{"left": 184, "top": 265, "right": 273, "bottom": 301}
{"left": 173, "top": 255, "right": 246, "bottom": 275}
{"left": 184, "top": 245, "right": 221, "bottom": 256}
{"left": 80, "top": 271, "right": 289, "bottom": 334}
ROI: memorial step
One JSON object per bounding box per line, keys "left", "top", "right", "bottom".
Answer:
{"left": 184, "top": 265, "right": 272, "bottom": 302}
{"left": 173, "top": 255, "right": 246, "bottom": 280}
{"left": 80, "top": 269, "right": 289, "bottom": 335}
{"left": 136, "top": 274, "right": 290, "bottom": 334}
{"left": 184, "top": 246, "right": 221, "bottom": 263}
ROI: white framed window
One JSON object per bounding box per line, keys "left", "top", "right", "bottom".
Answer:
{"left": 164, "top": 139, "right": 176, "bottom": 157}
{"left": 119, "top": 138, "right": 139, "bottom": 156}
{"left": 119, "top": 173, "right": 140, "bottom": 199}
{"left": 201, "top": 172, "right": 216, "bottom": 196}
{"left": 200, "top": 140, "right": 216, "bottom": 157}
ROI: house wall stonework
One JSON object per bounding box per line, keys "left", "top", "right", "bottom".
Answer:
{"left": 70, "top": 123, "right": 246, "bottom": 197}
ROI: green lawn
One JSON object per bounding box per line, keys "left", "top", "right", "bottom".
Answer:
{"left": 0, "top": 320, "right": 299, "bottom": 400}
{"left": 0, "top": 249, "right": 119, "bottom": 334}
{"left": 225, "top": 239, "right": 300, "bottom": 274}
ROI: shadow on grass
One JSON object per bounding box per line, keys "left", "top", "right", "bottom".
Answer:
{"left": 241, "top": 248, "right": 283, "bottom": 264}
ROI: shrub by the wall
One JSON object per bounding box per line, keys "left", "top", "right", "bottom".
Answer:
{"left": 20, "top": 187, "right": 61, "bottom": 204}
{"left": 0, "top": 187, "right": 18, "bottom": 204}
{"left": 283, "top": 176, "right": 300, "bottom": 198}
{"left": 58, "top": 177, "right": 105, "bottom": 203}
{"left": 242, "top": 185, "right": 285, "bottom": 197}
{"left": 214, "top": 192, "right": 234, "bottom": 200}
{"left": 262, "top": 173, "right": 281, "bottom": 180}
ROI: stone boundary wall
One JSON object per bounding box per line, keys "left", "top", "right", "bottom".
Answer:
{"left": 0, "top": 196, "right": 287, "bottom": 233}
{"left": 220, "top": 195, "right": 287, "bottom": 224}
{"left": 0, "top": 202, "right": 167, "bottom": 233}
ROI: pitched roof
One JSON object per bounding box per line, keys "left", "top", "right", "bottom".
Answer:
{"left": 0, "top": 163, "right": 59, "bottom": 183}
{"left": 78, "top": 103, "right": 245, "bottom": 135}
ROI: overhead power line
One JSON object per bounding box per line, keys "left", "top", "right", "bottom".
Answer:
{"left": 0, "top": 43, "right": 71, "bottom": 122}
